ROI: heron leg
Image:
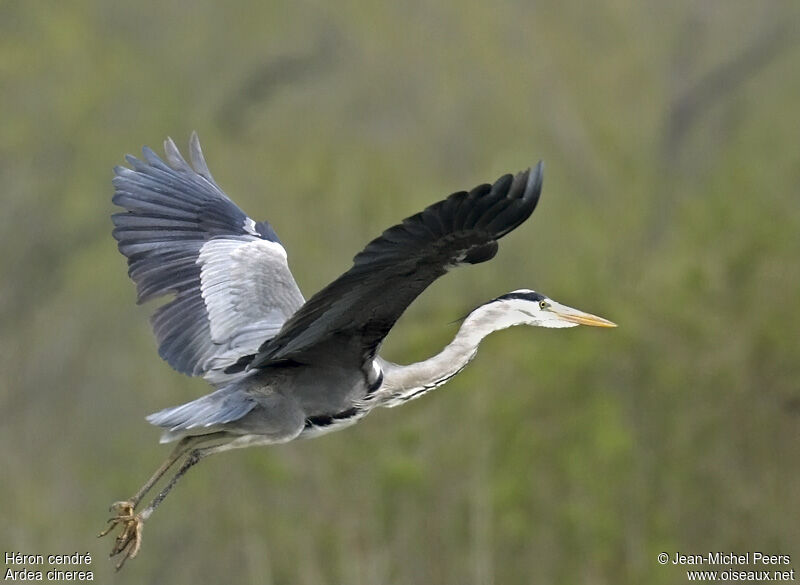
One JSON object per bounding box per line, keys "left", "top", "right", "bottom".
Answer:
{"left": 137, "top": 444, "right": 216, "bottom": 521}
{"left": 98, "top": 433, "right": 226, "bottom": 570}
{"left": 130, "top": 437, "right": 200, "bottom": 505}
{"left": 100, "top": 435, "right": 235, "bottom": 571}
{"left": 99, "top": 436, "right": 204, "bottom": 538}
{"left": 128, "top": 436, "right": 201, "bottom": 509}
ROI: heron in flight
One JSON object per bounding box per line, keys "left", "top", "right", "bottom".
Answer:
{"left": 100, "top": 133, "right": 615, "bottom": 568}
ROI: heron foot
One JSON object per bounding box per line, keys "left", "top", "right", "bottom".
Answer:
{"left": 98, "top": 501, "right": 143, "bottom": 571}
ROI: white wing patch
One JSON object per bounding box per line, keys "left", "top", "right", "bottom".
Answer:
{"left": 199, "top": 238, "right": 304, "bottom": 364}
{"left": 243, "top": 217, "right": 260, "bottom": 236}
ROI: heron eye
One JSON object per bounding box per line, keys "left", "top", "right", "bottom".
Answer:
{"left": 539, "top": 300, "right": 549, "bottom": 310}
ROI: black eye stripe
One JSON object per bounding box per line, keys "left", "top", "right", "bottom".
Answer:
{"left": 494, "top": 291, "right": 545, "bottom": 303}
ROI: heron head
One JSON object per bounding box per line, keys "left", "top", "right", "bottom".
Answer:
{"left": 488, "top": 289, "right": 617, "bottom": 329}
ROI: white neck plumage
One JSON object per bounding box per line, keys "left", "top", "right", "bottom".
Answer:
{"left": 372, "top": 301, "right": 532, "bottom": 408}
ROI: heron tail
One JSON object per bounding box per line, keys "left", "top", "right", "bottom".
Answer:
{"left": 146, "top": 387, "right": 255, "bottom": 443}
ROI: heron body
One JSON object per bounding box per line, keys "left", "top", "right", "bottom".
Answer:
{"left": 101, "top": 133, "right": 615, "bottom": 568}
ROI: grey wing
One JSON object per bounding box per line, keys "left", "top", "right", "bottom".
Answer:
{"left": 244, "top": 162, "right": 543, "bottom": 372}
{"left": 111, "top": 133, "right": 305, "bottom": 384}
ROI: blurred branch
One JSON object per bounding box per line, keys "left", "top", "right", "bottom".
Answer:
{"left": 647, "top": 22, "right": 797, "bottom": 248}
{"left": 216, "top": 31, "right": 337, "bottom": 135}
{"left": 662, "top": 23, "right": 795, "bottom": 163}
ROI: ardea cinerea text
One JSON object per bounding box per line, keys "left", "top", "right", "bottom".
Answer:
{"left": 100, "top": 133, "right": 615, "bottom": 568}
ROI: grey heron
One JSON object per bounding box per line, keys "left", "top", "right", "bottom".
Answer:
{"left": 100, "top": 133, "right": 615, "bottom": 568}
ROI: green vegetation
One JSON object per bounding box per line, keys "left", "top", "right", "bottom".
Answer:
{"left": 1, "top": 1, "right": 798, "bottom": 583}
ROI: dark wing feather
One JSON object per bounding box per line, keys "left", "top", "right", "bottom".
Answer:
{"left": 112, "top": 133, "right": 305, "bottom": 383}
{"left": 247, "top": 162, "right": 543, "bottom": 370}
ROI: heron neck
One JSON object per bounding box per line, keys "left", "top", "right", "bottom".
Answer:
{"left": 374, "top": 306, "right": 512, "bottom": 407}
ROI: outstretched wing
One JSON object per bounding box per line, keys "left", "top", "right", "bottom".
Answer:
{"left": 246, "top": 162, "right": 543, "bottom": 371}
{"left": 112, "top": 133, "right": 305, "bottom": 383}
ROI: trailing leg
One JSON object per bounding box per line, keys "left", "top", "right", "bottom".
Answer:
{"left": 98, "top": 434, "right": 226, "bottom": 570}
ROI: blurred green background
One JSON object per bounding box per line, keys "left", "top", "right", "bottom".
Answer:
{"left": 2, "top": 1, "right": 799, "bottom": 583}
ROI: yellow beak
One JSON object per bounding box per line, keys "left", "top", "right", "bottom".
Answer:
{"left": 551, "top": 304, "right": 617, "bottom": 328}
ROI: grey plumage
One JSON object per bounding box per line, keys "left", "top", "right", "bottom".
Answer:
{"left": 103, "top": 133, "right": 615, "bottom": 569}
{"left": 112, "top": 133, "right": 543, "bottom": 442}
